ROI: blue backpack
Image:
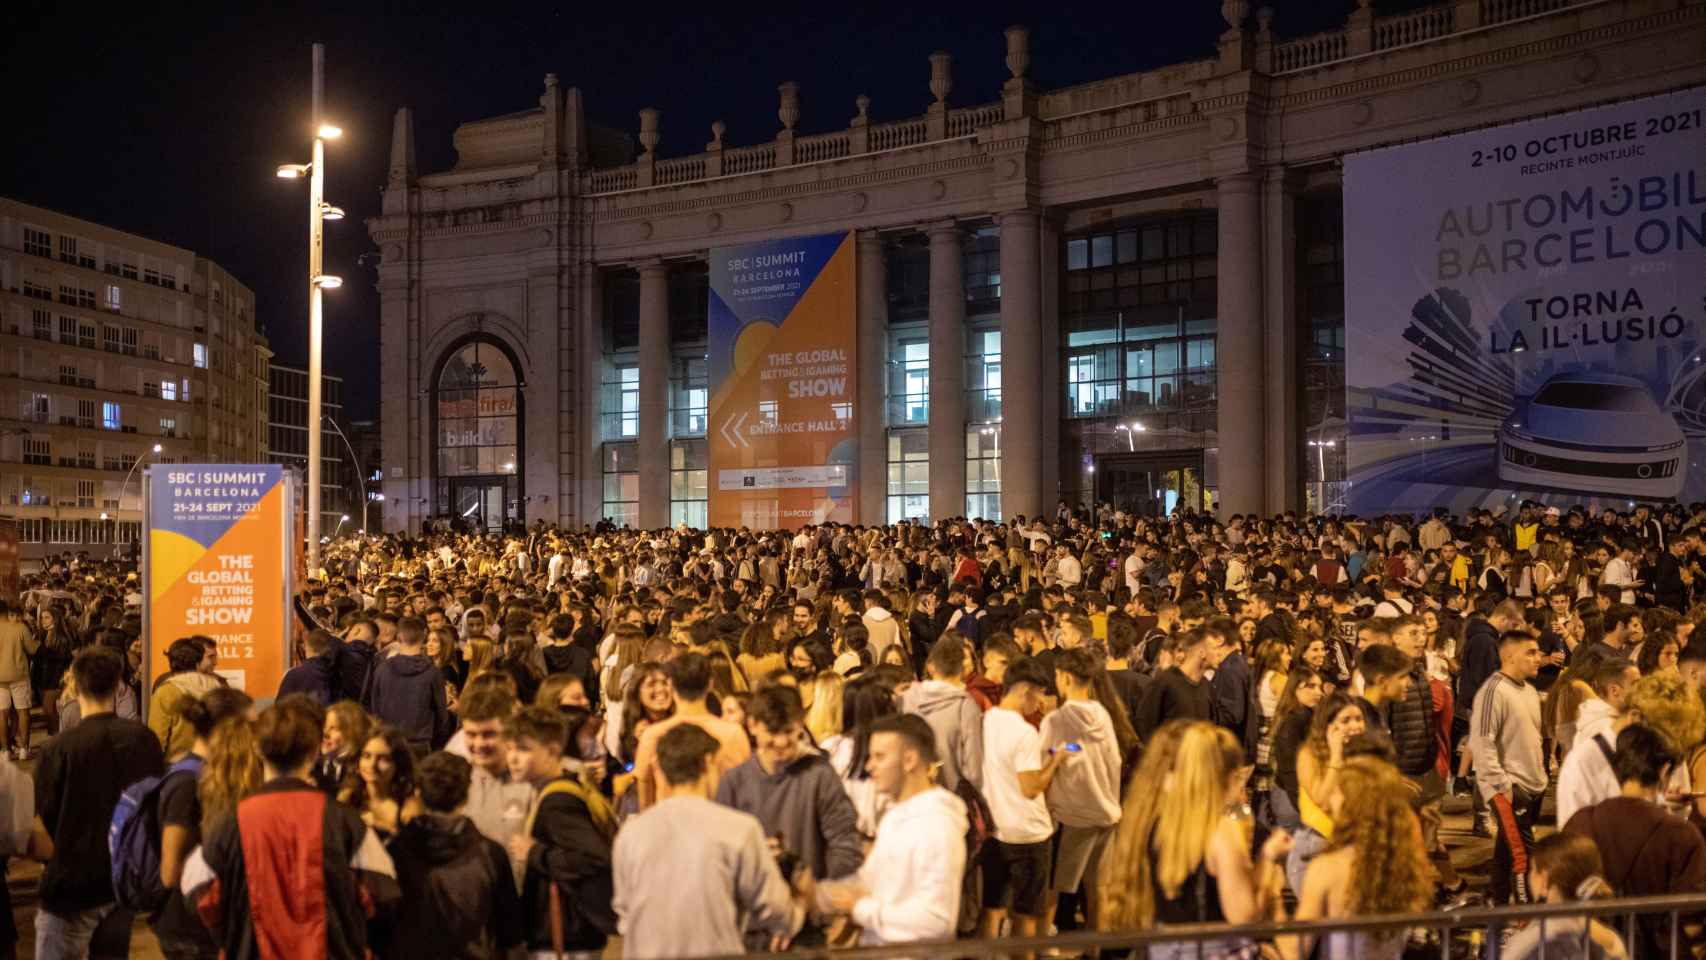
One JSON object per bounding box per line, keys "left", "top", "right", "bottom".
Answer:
{"left": 109, "top": 755, "right": 203, "bottom": 912}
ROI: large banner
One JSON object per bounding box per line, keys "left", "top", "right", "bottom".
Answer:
{"left": 1345, "top": 86, "right": 1706, "bottom": 515}
{"left": 708, "top": 232, "right": 858, "bottom": 528}
{"left": 145, "top": 465, "right": 293, "bottom": 701}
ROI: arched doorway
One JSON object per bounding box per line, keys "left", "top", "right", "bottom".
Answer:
{"left": 433, "top": 336, "right": 523, "bottom": 533}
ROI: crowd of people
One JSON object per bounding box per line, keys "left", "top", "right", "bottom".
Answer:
{"left": 2, "top": 497, "right": 1705, "bottom": 959}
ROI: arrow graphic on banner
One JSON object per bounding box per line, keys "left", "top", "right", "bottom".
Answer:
{"left": 720, "top": 410, "right": 751, "bottom": 450}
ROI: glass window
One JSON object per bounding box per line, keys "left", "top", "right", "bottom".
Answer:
{"left": 102, "top": 402, "right": 122, "bottom": 430}
{"left": 966, "top": 327, "right": 1002, "bottom": 424}
{"left": 886, "top": 430, "right": 930, "bottom": 523}
{"left": 602, "top": 442, "right": 639, "bottom": 527}
{"left": 669, "top": 440, "right": 708, "bottom": 528}
{"left": 669, "top": 356, "right": 708, "bottom": 437}
{"left": 964, "top": 227, "right": 1002, "bottom": 315}
{"left": 193, "top": 343, "right": 207, "bottom": 368}
{"left": 435, "top": 340, "right": 520, "bottom": 478}
{"left": 966, "top": 426, "right": 1001, "bottom": 521}
{"left": 600, "top": 364, "right": 639, "bottom": 440}
{"left": 887, "top": 334, "right": 929, "bottom": 426}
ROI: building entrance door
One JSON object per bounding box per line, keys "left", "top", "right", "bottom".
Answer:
{"left": 1095, "top": 451, "right": 1207, "bottom": 517}
{"left": 449, "top": 477, "right": 512, "bottom": 533}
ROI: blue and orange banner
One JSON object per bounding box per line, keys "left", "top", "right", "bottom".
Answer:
{"left": 144, "top": 465, "right": 293, "bottom": 699}
{"left": 708, "top": 232, "right": 859, "bottom": 528}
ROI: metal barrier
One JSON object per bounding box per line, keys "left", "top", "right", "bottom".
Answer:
{"left": 650, "top": 892, "right": 1706, "bottom": 960}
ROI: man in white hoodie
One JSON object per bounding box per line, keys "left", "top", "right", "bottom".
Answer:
{"left": 1555, "top": 657, "right": 1639, "bottom": 826}
{"left": 1039, "top": 648, "right": 1123, "bottom": 933}
{"left": 861, "top": 589, "right": 902, "bottom": 664}
{"left": 819, "top": 714, "right": 967, "bottom": 946}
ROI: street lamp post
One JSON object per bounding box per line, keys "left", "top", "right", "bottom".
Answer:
{"left": 276, "top": 43, "right": 344, "bottom": 575}
{"left": 120, "top": 443, "right": 163, "bottom": 543}
{"left": 323, "top": 415, "right": 367, "bottom": 535}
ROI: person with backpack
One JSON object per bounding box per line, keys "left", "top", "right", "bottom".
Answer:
{"left": 504, "top": 705, "right": 619, "bottom": 955}
{"left": 382, "top": 752, "right": 524, "bottom": 960}
{"left": 35, "top": 646, "right": 165, "bottom": 960}
{"left": 181, "top": 697, "right": 400, "bottom": 960}
{"left": 140, "top": 687, "right": 253, "bottom": 960}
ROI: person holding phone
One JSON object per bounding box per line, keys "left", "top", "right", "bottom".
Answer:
{"left": 1039, "top": 649, "right": 1126, "bottom": 934}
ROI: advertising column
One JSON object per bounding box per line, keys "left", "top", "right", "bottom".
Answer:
{"left": 708, "top": 232, "right": 858, "bottom": 528}
{"left": 1344, "top": 86, "right": 1706, "bottom": 514}
{"left": 144, "top": 464, "right": 293, "bottom": 701}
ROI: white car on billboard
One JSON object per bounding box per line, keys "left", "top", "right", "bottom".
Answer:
{"left": 1497, "top": 373, "right": 1687, "bottom": 499}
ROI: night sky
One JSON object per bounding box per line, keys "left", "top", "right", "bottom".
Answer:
{"left": 1, "top": 1, "right": 1386, "bottom": 420}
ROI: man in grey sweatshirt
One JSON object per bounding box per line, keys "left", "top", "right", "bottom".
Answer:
{"left": 1470, "top": 630, "right": 1546, "bottom": 905}
{"left": 899, "top": 637, "right": 984, "bottom": 791}
{"left": 616, "top": 724, "right": 805, "bottom": 957}
{"left": 716, "top": 686, "right": 863, "bottom": 947}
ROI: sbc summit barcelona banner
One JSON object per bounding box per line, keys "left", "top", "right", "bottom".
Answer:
{"left": 144, "top": 464, "right": 293, "bottom": 701}
{"left": 1344, "top": 86, "right": 1706, "bottom": 515}
{"left": 708, "top": 232, "right": 857, "bottom": 528}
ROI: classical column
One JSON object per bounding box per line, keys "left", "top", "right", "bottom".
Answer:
{"left": 1263, "top": 167, "right": 1300, "bottom": 514}
{"left": 927, "top": 221, "right": 967, "bottom": 522}
{"left": 578, "top": 263, "right": 605, "bottom": 526}
{"left": 856, "top": 232, "right": 889, "bottom": 526}
{"left": 999, "top": 208, "right": 1043, "bottom": 522}
{"left": 636, "top": 259, "right": 670, "bottom": 529}
{"left": 1216, "top": 174, "right": 1265, "bottom": 517}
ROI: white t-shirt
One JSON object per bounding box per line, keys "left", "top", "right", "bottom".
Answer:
{"left": 981, "top": 707, "right": 1054, "bottom": 844}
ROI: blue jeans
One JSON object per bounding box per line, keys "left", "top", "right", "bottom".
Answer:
{"left": 1285, "top": 825, "right": 1330, "bottom": 898}
{"left": 35, "top": 903, "right": 132, "bottom": 960}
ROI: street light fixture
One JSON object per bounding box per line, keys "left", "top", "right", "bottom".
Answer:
{"left": 119, "top": 442, "right": 165, "bottom": 527}
{"left": 276, "top": 42, "right": 345, "bottom": 574}
{"left": 1115, "top": 421, "right": 1147, "bottom": 452}
{"left": 323, "top": 415, "right": 369, "bottom": 535}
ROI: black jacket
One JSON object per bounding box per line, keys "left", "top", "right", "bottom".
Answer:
{"left": 1388, "top": 668, "right": 1437, "bottom": 777}
{"left": 382, "top": 813, "right": 523, "bottom": 960}
{"left": 336, "top": 639, "right": 377, "bottom": 704}
{"left": 522, "top": 783, "right": 617, "bottom": 952}
{"left": 367, "top": 653, "right": 450, "bottom": 749}
{"left": 1654, "top": 554, "right": 1689, "bottom": 611}
{"left": 276, "top": 652, "right": 339, "bottom": 705}
{"left": 1456, "top": 617, "right": 1501, "bottom": 717}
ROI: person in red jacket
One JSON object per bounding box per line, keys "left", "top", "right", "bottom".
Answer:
{"left": 182, "top": 697, "right": 398, "bottom": 960}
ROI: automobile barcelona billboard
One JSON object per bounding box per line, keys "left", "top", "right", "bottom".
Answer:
{"left": 1344, "top": 85, "right": 1706, "bottom": 514}
{"left": 707, "top": 232, "right": 858, "bottom": 529}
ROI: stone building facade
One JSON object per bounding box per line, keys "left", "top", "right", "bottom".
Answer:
{"left": 367, "top": 0, "right": 1706, "bottom": 532}
{"left": 0, "top": 198, "right": 270, "bottom": 557}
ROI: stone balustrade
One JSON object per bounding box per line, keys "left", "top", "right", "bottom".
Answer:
{"left": 556, "top": 0, "right": 1599, "bottom": 195}
{"left": 1374, "top": 5, "right": 1457, "bottom": 49}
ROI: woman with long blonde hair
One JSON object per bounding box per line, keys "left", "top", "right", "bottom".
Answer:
{"left": 1280, "top": 757, "right": 1432, "bottom": 960}
{"left": 1098, "top": 720, "right": 1190, "bottom": 931}
{"left": 803, "top": 671, "right": 845, "bottom": 743}
{"left": 1129, "top": 722, "right": 1290, "bottom": 959}
{"left": 199, "top": 714, "right": 265, "bottom": 834}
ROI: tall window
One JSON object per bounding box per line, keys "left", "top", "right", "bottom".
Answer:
{"left": 966, "top": 426, "right": 1001, "bottom": 521}
{"left": 1059, "top": 213, "right": 1219, "bottom": 504}
{"left": 963, "top": 227, "right": 1002, "bottom": 314}
{"left": 602, "top": 442, "right": 639, "bottom": 526}
{"left": 887, "top": 335, "right": 929, "bottom": 425}
{"left": 966, "top": 328, "right": 1002, "bottom": 423}
{"left": 102, "top": 402, "right": 122, "bottom": 431}
{"left": 670, "top": 440, "right": 708, "bottom": 527}
{"left": 1298, "top": 196, "right": 1347, "bottom": 512}
{"left": 435, "top": 339, "right": 520, "bottom": 476}
{"left": 669, "top": 357, "right": 708, "bottom": 437}
{"left": 886, "top": 431, "right": 930, "bottom": 522}
{"left": 602, "top": 364, "right": 639, "bottom": 439}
